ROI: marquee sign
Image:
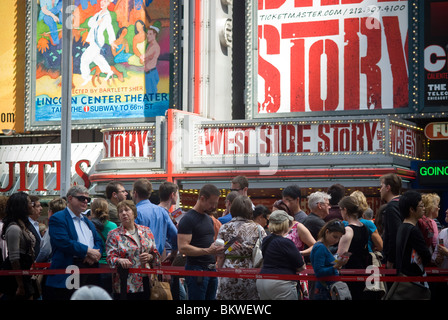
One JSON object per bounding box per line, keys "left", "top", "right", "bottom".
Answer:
{"left": 0, "top": 143, "right": 102, "bottom": 195}
{"left": 182, "top": 116, "right": 427, "bottom": 170}
{"left": 95, "top": 122, "right": 163, "bottom": 172}
{"left": 102, "top": 127, "right": 157, "bottom": 159}
{"left": 424, "top": 122, "right": 448, "bottom": 140}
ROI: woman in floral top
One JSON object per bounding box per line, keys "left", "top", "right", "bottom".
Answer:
{"left": 216, "top": 195, "right": 267, "bottom": 300}
{"left": 106, "top": 200, "right": 160, "bottom": 300}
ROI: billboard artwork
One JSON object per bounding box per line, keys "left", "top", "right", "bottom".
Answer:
{"left": 424, "top": 0, "right": 448, "bottom": 106}
{"left": 257, "top": 0, "right": 408, "bottom": 116}
{"left": 32, "top": 0, "right": 170, "bottom": 128}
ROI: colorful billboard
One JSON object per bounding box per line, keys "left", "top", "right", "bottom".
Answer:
{"left": 424, "top": 0, "right": 448, "bottom": 107}
{"left": 256, "top": 0, "right": 409, "bottom": 117}
{"left": 27, "top": 0, "right": 170, "bottom": 129}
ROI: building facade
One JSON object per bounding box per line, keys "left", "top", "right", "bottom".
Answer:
{"left": 0, "top": 0, "right": 447, "bottom": 219}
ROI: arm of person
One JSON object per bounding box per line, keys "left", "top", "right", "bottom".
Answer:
{"left": 297, "top": 223, "right": 316, "bottom": 256}
{"left": 371, "top": 229, "right": 383, "bottom": 251}
{"left": 105, "top": 231, "right": 132, "bottom": 268}
{"left": 337, "top": 226, "right": 353, "bottom": 256}
{"left": 49, "top": 213, "right": 88, "bottom": 259}
{"left": 5, "top": 225, "right": 25, "bottom": 296}
{"left": 412, "top": 227, "right": 432, "bottom": 266}
{"left": 385, "top": 205, "right": 402, "bottom": 267}
{"left": 311, "top": 245, "right": 339, "bottom": 277}
{"left": 177, "top": 233, "right": 224, "bottom": 257}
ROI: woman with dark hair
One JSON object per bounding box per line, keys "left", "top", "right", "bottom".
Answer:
{"left": 310, "top": 219, "right": 347, "bottom": 300}
{"left": 0, "top": 192, "right": 36, "bottom": 300}
{"left": 128, "top": 19, "right": 147, "bottom": 66}
{"left": 112, "top": 26, "right": 133, "bottom": 64}
{"left": 386, "top": 190, "right": 432, "bottom": 300}
{"left": 336, "top": 196, "right": 371, "bottom": 299}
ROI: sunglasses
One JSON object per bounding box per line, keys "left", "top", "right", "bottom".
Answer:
{"left": 73, "top": 195, "right": 91, "bottom": 203}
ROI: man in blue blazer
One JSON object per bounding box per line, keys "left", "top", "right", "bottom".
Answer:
{"left": 44, "top": 185, "right": 103, "bottom": 300}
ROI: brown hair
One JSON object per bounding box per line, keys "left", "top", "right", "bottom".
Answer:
{"left": 91, "top": 198, "right": 110, "bottom": 223}
{"left": 117, "top": 200, "right": 138, "bottom": 220}
{"left": 380, "top": 173, "right": 402, "bottom": 195}
{"left": 133, "top": 178, "right": 153, "bottom": 199}
{"left": 339, "top": 196, "right": 363, "bottom": 219}
{"left": 230, "top": 195, "right": 253, "bottom": 219}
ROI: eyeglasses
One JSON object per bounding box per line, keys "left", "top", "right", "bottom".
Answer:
{"left": 329, "top": 220, "right": 343, "bottom": 226}
{"left": 230, "top": 188, "right": 243, "bottom": 192}
{"left": 318, "top": 201, "right": 330, "bottom": 207}
{"left": 73, "top": 195, "right": 91, "bottom": 203}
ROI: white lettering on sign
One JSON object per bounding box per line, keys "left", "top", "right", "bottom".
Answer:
{"left": 103, "top": 129, "right": 156, "bottom": 159}
{"left": 424, "top": 122, "right": 448, "bottom": 140}
{"left": 197, "top": 120, "right": 384, "bottom": 156}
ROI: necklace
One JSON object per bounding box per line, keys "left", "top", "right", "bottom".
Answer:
{"left": 129, "top": 228, "right": 137, "bottom": 235}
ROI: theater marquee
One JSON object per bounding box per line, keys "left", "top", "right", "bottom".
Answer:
{"left": 181, "top": 116, "right": 427, "bottom": 170}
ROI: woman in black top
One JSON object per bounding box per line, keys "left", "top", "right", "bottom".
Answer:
{"left": 337, "top": 196, "right": 371, "bottom": 300}
{"left": 0, "top": 192, "right": 36, "bottom": 300}
{"left": 396, "top": 191, "right": 431, "bottom": 278}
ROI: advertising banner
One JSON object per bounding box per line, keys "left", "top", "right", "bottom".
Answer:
{"left": 0, "top": 143, "right": 102, "bottom": 195}
{"left": 424, "top": 0, "right": 448, "bottom": 106}
{"left": 197, "top": 119, "right": 385, "bottom": 157}
{"left": 0, "top": 0, "right": 25, "bottom": 133}
{"left": 28, "top": 0, "right": 170, "bottom": 129}
{"left": 257, "top": 0, "right": 408, "bottom": 117}
{"left": 185, "top": 117, "right": 426, "bottom": 172}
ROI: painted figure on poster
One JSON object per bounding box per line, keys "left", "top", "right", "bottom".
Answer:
{"left": 144, "top": 21, "right": 161, "bottom": 94}
{"left": 112, "top": 27, "right": 133, "bottom": 63}
{"left": 39, "top": 0, "right": 62, "bottom": 46}
{"left": 80, "top": 0, "right": 118, "bottom": 85}
{"left": 34, "top": 0, "right": 170, "bottom": 122}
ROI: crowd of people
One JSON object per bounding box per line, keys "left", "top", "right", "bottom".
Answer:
{"left": 0, "top": 173, "right": 447, "bottom": 301}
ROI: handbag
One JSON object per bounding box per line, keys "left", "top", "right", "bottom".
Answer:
{"left": 383, "top": 276, "right": 431, "bottom": 300}
{"left": 364, "top": 251, "right": 386, "bottom": 295}
{"left": 252, "top": 226, "right": 264, "bottom": 268}
{"left": 329, "top": 281, "right": 352, "bottom": 300}
{"left": 150, "top": 274, "right": 173, "bottom": 300}
{"left": 383, "top": 224, "right": 431, "bottom": 300}
{"left": 0, "top": 254, "right": 34, "bottom": 296}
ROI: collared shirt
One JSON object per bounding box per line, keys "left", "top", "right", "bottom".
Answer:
{"left": 28, "top": 217, "right": 42, "bottom": 240}
{"left": 68, "top": 207, "right": 94, "bottom": 248}
{"left": 135, "top": 199, "right": 178, "bottom": 254}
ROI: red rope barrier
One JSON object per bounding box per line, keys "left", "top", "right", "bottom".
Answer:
{"left": 1, "top": 264, "right": 448, "bottom": 282}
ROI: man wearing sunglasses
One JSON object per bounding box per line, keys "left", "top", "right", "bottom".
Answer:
{"left": 44, "top": 185, "right": 103, "bottom": 300}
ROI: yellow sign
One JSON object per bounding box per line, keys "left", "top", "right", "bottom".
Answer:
{"left": 0, "top": 0, "right": 25, "bottom": 133}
